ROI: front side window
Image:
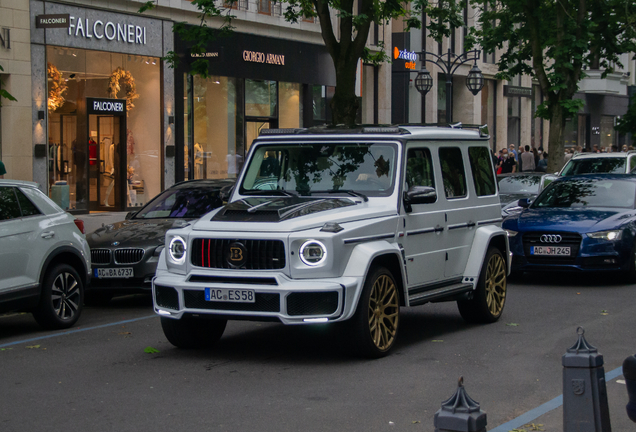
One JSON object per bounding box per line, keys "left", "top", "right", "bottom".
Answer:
{"left": 439, "top": 147, "right": 467, "bottom": 199}
{"left": 468, "top": 147, "right": 496, "bottom": 196}
{"left": 240, "top": 142, "right": 397, "bottom": 197}
{"left": 0, "top": 187, "right": 22, "bottom": 221}
{"left": 405, "top": 148, "right": 435, "bottom": 190}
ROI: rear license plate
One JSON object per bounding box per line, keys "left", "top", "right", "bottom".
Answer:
{"left": 531, "top": 246, "right": 571, "bottom": 256}
{"left": 205, "top": 288, "right": 255, "bottom": 303}
{"left": 95, "top": 268, "right": 134, "bottom": 278}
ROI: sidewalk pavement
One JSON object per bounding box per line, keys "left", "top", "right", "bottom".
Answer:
{"left": 78, "top": 211, "right": 128, "bottom": 235}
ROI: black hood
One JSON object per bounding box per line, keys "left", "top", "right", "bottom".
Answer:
{"left": 87, "top": 219, "right": 190, "bottom": 248}
{"left": 212, "top": 197, "right": 356, "bottom": 222}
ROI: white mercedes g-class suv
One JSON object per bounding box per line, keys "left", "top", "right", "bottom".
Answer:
{"left": 153, "top": 125, "right": 509, "bottom": 357}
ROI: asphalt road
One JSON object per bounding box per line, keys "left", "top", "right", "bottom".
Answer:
{"left": 1, "top": 273, "right": 634, "bottom": 432}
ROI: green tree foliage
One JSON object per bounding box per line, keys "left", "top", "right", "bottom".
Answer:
{"left": 468, "top": 0, "right": 636, "bottom": 172}
{"left": 0, "top": 65, "right": 17, "bottom": 107}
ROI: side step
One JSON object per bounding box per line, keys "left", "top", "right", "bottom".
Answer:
{"left": 408, "top": 283, "right": 473, "bottom": 306}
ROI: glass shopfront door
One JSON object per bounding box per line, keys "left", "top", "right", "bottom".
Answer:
{"left": 87, "top": 98, "right": 127, "bottom": 211}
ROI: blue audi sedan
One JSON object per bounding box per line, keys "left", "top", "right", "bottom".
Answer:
{"left": 503, "top": 174, "right": 636, "bottom": 278}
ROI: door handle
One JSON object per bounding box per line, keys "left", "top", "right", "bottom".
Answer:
{"left": 41, "top": 231, "right": 55, "bottom": 239}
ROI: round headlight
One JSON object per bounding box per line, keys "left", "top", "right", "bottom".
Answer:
{"left": 168, "top": 236, "right": 187, "bottom": 264}
{"left": 299, "top": 240, "right": 327, "bottom": 266}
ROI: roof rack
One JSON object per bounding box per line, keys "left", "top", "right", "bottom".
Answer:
{"left": 257, "top": 123, "right": 490, "bottom": 137}
{"left": 399, "top": 122, "right": 490, "bottom": 138}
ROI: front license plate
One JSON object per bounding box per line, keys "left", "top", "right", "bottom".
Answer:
{"left": 205, "top": 288, "right": 255, "bottom": 303}
{"left": 95, "top": 268, "right": 134, "bottom": 278}
{"left": 531, "top": 246, "right": 571, "bottom": 256}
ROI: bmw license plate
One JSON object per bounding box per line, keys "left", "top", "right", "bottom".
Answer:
{"left": 205, "top": 288, "right": 255, "bottom": 303}
{"left": 95, "top": 268, "right": 134, "bottom": 278}
{"left": 531, "top": 246, "right": 571, "bottom": 256}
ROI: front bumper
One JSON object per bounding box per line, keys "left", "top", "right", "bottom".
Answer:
{"left": 152, "top": 270, "right": 363, "bottom": 324}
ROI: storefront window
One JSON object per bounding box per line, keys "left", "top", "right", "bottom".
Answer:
{"left": 46, "top": 47, "right": 161, "bottom": 211}
{"left": 186, "top": 75, "right": 239, "bottom": 179}
{"left": 507, "top": 94, "right": 520, "bottom": 148}
{"left": 600, "top": 115, "right": 616, "bottom": 151}
{"left": 563, "top": 116, "right": 578, "bottom": 149}
{"left": 278, "top": 82, "right": 301, "bottom": 128}
{"left": 246, "top": 79, "right": 276, "bottom": 117}
{"left": 312, "top": 85, "right": 327, "bottom": 122}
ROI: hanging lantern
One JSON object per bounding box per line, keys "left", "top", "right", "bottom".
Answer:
{"left": 465, "top": 64, "right": 485, "bottom": 95}
{"left": 414, "top": 66, "right": 433, "bottom": 96}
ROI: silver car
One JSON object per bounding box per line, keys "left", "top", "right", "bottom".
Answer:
{"left": 0, "top": 180, "right": 91, "bottom": 329}
{"left": 153, "top": 125, "right": 510, "bottom": 358}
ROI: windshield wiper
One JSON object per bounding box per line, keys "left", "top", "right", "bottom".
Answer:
{"left": 323, "top": 189, "right": 369, "bottom": 202}
{"left": 241, "top": 189, "right": 297, "bottom": 197}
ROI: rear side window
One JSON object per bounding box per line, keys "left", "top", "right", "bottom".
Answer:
{"left": 468, "top": 147, "right": 497, "bottom": 196}
{"left": 15, "top": 188, "right": 42, "bottom": 217}
{"left": 439, "top": 147, "right": 467, "bottom": 199}
{"left": 0, "top": 187, "right": 23, "bottom": 221}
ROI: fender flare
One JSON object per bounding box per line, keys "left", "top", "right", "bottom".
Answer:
{"left": 39, "top": 245, "right": 90, "bottom": 287}
{"left": 463, "top": 226, "right": 510, "bottom": 285}
{"left": 341, "top": 241, "right": 406, "bottom": 319}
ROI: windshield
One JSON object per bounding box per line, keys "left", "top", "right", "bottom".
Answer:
{"left": 532, "top": 179, "right": 636, "bottom": 209}
{"left": 134, "top": 188, "right": 222, "bottom": 219}
{"left": 497, "top": 175, "right": 541, "bottom": 194}
{"left": 239, "top": 142, "right": 398, "bottom": 197}
{"left": 560, "top": 157, "right": 626, "bottom": 176}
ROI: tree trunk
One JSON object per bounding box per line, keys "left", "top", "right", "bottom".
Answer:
{"left": 546, "top": 107, "right": 566, "bottom": 174}
{"left": 330, "top": 59, "right": 359, "bottom": 125}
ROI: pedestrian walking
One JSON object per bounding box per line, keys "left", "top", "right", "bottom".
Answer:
{"left": 508, "top": 144, "right": 518, "bottom": 160}
{"left": 0, "top": 159, "right": 6, "bottom": 178}
{"left": 532, "top": 147, "right": 540, "bottom": 168}
{"left": 538, "top": 152, "right": 548, "bottom": 172}
{"left": 521, "top": 145, "right": 535, "bottom": 171}
{"left": 501, "top": 151, "right": 517, "bottom": 173}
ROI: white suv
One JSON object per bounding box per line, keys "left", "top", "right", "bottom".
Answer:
{"left": 152, "top": 125, "right": 510, "bottom": 357}
{"left": 0, "top": 180, "right": 91, "bottom": 329}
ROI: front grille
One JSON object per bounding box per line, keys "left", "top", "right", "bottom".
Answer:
{"left": 523, "top": 232, "right": 582, "bottom": 264}
{"left": 287, "top": 292, "right": 339, "bottom": 316}
{"left": 183, "top": 289, "right": 280, "bottom": 312}
{"left": 91, "top": 249, "right": 112, "bottom": 265}
{"left": 114, "top": 248, "right": 145, "bottom": 264}
{"left": 155, "top": 285, "right": 179, "bottom": 310}
{"left": 191, "top": 239, "right": 286, "bottom": 270}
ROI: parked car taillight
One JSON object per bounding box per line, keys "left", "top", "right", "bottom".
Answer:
{"left": 74, "top": 219, "right": 85, "bottom": 234}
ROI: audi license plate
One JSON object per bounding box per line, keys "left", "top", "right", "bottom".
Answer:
{"left": 531, "top": 246, "right": 571, "bottom": 256}
{"left": 95, "top": 268, "right": 134, "bottom": 278}
{"left": 205, "top": 288, "right": 255, "bottom": 303}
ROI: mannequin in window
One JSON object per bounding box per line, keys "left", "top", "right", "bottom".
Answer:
{"left": 194, "top": 142, "right": 204, "bottom": 179}
{"left": 103, "top": 141, "right": 117, "bottom": 207}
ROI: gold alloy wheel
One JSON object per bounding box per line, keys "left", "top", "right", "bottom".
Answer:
{"left": 367, "top": 274, "right": 399, "bottom": 351}
{"left": 485, "top": 253, "right": 507, "bottom": 316}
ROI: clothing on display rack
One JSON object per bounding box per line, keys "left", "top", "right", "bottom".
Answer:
{"left": 194, "top": 142, "right": 203, "bottom": 179}
{"left": 127, "top": 129, "right": 135, "bottom": 155}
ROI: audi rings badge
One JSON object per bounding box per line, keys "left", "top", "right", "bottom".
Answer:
{"left": 540, "top": 234, "right": 562, "bottom": 243}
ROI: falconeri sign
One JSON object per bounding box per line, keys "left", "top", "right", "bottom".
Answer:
{"left": 67, "top": 16, "right": 147, "bottom": 45}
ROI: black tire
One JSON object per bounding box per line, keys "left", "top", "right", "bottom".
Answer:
{"left": 33, "top": 263, "right": 84, "bottom": 330}
{"left": 84, "top": 290, "right": 114, "bottom": 307}
{"left": 347, "top": 266, "right": 400, "bottom": 358}
{"left": 161, "top": 316, "right": 227, "bottom": 349}
{"left": 458, "top": 247, "right": 507, "bottom": 324}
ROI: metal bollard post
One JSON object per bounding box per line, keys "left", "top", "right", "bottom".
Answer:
{"left": 622, "top": 354, "right": 636, "bottom": 422}
{"left": 562, "top": 327, "right": 611, "bottom": 432}
{"left": 434, "top": 377, "right": 487, "bottom": 432}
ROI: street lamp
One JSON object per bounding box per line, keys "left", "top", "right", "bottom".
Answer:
{"left": 414, "top": 48, "right": 484, "bottom": 123}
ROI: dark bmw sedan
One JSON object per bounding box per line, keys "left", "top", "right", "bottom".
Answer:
{"left": 503, "top": 174, "right": 636, "bottom": 278}
{"left": 86, "top": 179, "right": 235, "bottom": 304}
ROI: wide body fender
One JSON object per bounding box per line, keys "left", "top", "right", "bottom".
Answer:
{"left": 463, "top": 226, "right": 510, "bottom": 287}
{"left": 340, "top": 240, "right": 405, "bottom": 321}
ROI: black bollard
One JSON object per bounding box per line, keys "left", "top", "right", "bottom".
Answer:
{"left": 434, "top": 377, "right": 487, "bottom": 432}
{"left": 562, "top": 327, "right": 611, "bottom": 432}
{"left": 623, "top": 354, "right": 636, "bottom": 422}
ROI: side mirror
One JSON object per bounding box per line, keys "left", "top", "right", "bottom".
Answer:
{"left": 125, "top": 211, "right": 137, "bottom": 220}
{"left": 403, "top": 186, "right": 437, "bottom": 213}
{"left": 518, "top": 198, "right": 530, "bottom": 208}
